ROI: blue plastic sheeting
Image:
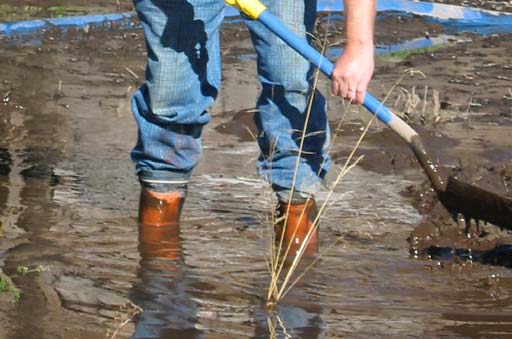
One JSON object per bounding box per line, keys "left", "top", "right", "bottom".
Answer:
{"left": 3, "top": 19, "right": 46, "bottom": 35}
{"left": 0, "top": 0, "right": 511, "bottom": 37}
{"left": 0, "top": 12, "right": 136, "bottom": 37}
{"left": 317, "top": 0, "right": 512, "bottom": 26}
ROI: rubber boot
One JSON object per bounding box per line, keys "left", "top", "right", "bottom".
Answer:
{"left": 138, "top": 189, "right": 184, "bottom": 227}
{"left": 138, "top": 189, "right": 185, "bottom": 262}
{"left": 138, "top": 223, "right": 181, "bottom": 262}
{"left": 276, "top": 199, "right": 319, "bottom": 258}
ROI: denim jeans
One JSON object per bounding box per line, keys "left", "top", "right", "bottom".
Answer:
{"left": 131, "top": 0, "right": 331, "bottom": 200}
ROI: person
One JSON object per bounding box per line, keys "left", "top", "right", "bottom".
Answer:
{"left": 132, "top": 0, "right": 376, "bottom": 254}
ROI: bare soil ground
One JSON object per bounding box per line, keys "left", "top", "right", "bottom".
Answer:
{"left": 0, "top": 1, "right": 133, "bottom": 21}
{"left": 423, "top": 0, "right": 512, "bottom": 12}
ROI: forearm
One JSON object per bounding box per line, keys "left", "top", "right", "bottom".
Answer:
{"left": 343, "top": 0, "right": 376, "bottom": 49}
{"left": 330, "top": 0, "right": 376, "bottom": 103}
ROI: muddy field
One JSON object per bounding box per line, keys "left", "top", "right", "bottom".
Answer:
{"left": 1, "top": 4, "right": 512, "bottom": 339}
{"left": 0, "top": 1, "right": 133, "bottom": 22}
{"left": 423, "top": 0, "right": 512, "bottom": 12}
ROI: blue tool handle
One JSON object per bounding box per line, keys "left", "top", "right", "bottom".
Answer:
{"left": 258, "top": 11, "right": 393, "bottom": 125}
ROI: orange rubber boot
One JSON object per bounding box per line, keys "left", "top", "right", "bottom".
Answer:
{"left": 277, "top": 199, "right": 319, "bottom": 257}
{"left": 138, "top": 189, "right": 184, "bottom": 227}
{"left": 138, "top": 189, "right": 185, "bottom": 262}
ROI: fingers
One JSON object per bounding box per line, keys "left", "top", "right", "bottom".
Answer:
{"left": 332, "top": 69, "right": 356, "bottom": 102}
{"left": 356, "top": 70, "right": 373, "bottom": 104}
{"left": 331, "top": 74, "right": 367, "bottom": 104}
{"left": 346, "top": 88, "right": 357, "bottom": 102}
{"left": 330, "top": 77, "right": 340, "bottom": 99}
{"left": 355, "top": 82, "right": 368, "bottom": 104}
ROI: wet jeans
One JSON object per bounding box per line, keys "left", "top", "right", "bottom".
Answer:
{"left": 131, "top": 0, "right": 331, "bottom": 200}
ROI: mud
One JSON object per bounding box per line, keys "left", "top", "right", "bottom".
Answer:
{"left": 422, "top": 0, "right": 512, "bottom": 12}
{"left": 409, "top": 134, "right": 511, "bottom": 230}
{"left": 440, "top": 176, "right": 512, "bottom": 229}
{"left": 409, "top": 134, "right": 447, "bottom": 192}
{"left": 0, "top": 1, "right": 133, "bottom": 22}
{"left": 1, "top": 6, "right": 512, "bottom": 339}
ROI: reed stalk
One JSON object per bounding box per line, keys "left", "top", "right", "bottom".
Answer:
{"left": 264, "top": 7, "right": 425, "bottom": 308}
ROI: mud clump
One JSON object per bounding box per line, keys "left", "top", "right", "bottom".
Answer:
{"left": 405, "top": 163, "right": 512, "bottom": 216}
{"left": 406, "top": 163, "right": 512, "bottom": 268}
{"left": 410, "top": 219, "right": 512, "bottom": 268}
{"left": 449, "top": 164, "right": 512, "bottom": 197}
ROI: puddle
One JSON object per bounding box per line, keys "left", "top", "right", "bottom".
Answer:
{"left": 327, "top": 34, "right": 460, "bottom": 61}
{"left": 239, "top": 34, "right": 460, "bottom": 63}
{"left": 409, "top": 218, "right": 512, "bottom": 269}
{"left": 238, "top": 32, "right": 459, "bottom": 63}
{"left": 420, "top": 244, "right": 512, "bottom": 267}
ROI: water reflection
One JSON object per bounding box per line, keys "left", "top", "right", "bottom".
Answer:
{"left": 420, "top": 244, "right": 512, "bottom": 268}
{"left": 129, "top": 218, "right": 328, "bottom": 338}
{"left": 130, "top": 224, "right": 203, "bottom": 339}
{"left": 325, "top": 34, "right": 457, "bottom": 60}
{"left": 259, "top": 304, "right": 325, "bottom": 339}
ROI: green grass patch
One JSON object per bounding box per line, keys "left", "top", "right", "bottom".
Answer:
{"left": 47, "top": 6, "right": 88, "bottom": 18}
{"left": 0, "top": 271, "right": 22, "bottom": 304}
{"left": 0, "top": 265, "right": 48, "bottom": 304}
{"left": 16, "top": 265, "right": 49, "bottom": 275}
{"left": 0, "top": 4, "right": 91, "bottom": 22}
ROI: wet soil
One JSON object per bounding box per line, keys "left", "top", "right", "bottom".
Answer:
{"left": 0, "top": 1, "right": 133, "bottom": 22}
{"left": 423, "top": 0, "right": 512, "bottom": 12}
{"left": 1, "top": 7, "right": 512, "bottom": 339}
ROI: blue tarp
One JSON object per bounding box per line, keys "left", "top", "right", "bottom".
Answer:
{"left": 0, "top": 12, "right": 135, "bottom": 37}
{"left": 318, "top": 0, "right": 512, "bottom": 25}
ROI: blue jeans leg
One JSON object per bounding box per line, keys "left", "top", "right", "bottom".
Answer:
{"left": 131, "top": 0, "right": 224, "bottom": 185}
{"left": 245, "top": 0, "right": 331, "bottom": 201}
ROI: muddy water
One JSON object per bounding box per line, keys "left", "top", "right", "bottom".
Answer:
{"left": 1, "top": 18, "right": 512, "bottom": 339}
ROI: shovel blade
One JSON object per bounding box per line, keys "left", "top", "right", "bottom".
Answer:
{"left": 439, "top": 176, "right": 512, "bottom": 230}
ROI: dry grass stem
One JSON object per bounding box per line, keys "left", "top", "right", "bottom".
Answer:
{"left": 267, "top": 7, "right": 358, "bottom": 303}
{"left": 504, "top": 88, "right": 512, "bottom": 100}
{"left": 276, "top": 155, "right": 364, "bottom": 301}
{"left": 244, "top": 125, "right": 257, "bottom": 141}
{"left": 124, "top": 67, "right": 139, "bottom": 79}
{"left": 267, "top": 18, "right": 331, "bottom": 302}
{"left": 267, "top": 55, "right": 327, "bottom": 303}
{"left": 281, "top": 236, "right": 345, "bottom": 299}
{"left": 266, "top": 310, "right": 292, "bottom": 339}
{"left": 107, "top": 302, "right": 143, "bottom": 339}
{"left": 265, "top": 9, "right": 423, "bottom": 308}
{"left": 396, "top": 84, "right": 440, "bottom": 125}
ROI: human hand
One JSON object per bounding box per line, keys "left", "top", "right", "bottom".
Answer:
{"left": 331, "top": 43, "right": 374, "bottom": 105}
